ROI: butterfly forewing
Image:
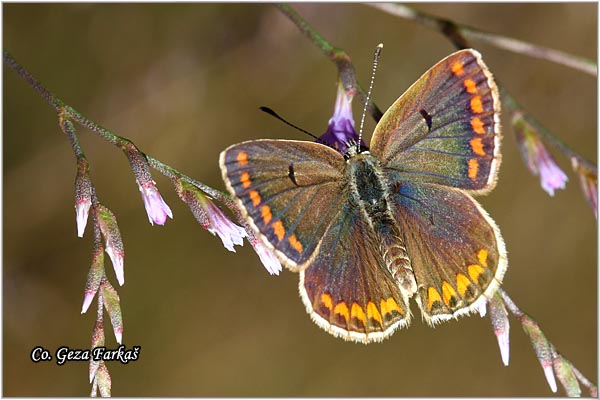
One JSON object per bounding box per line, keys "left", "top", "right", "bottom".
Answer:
{"left": 370, "top": 49, "right": 501, "bottom": 194}
{"left": 220, "top": 140, "right": 345, "bottom": 271}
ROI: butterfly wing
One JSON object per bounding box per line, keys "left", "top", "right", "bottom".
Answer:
{"left": 220, "top": 139, "right": 346, "bottom": 271}
{"left": 391, "top": 180, "right": 507, "bottom": 324}
{"left": 370, "top": 49, "right": 501, "bottom": 195}
{"left": 299, "top": 201, "right": 411, "bottom": 343}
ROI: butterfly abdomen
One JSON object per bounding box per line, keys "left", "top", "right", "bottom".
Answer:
{"left": 347, "top": 154, "right": 418, "bottom": 298}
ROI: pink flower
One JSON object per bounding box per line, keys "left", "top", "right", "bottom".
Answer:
{"left": 522, "top": 316, "right": 557, "bottom": 393}
{"left": 138, "top": 180, "right": 173, "bottom": 226}
{"left": 105, "top": 244, "right": 124, "bottom": 286}
{"left": 248, "top": 234, "right": 281, "bottom": 275}
{"left": 75, "top": 196, "right": 92, "bottom": 238}
{"left": 200, "top": 198, "right": 246, "bottom": 252}
{"left": 514, "top": 114, "right": 568, "bottom": 196}
{"left": 318, "top": 80, "right": 366, "bottom": 155}
{"left": 176, "top": 181, "right": 246, "bottom": 252}
{"left": 488, "top": 295, "right": 510, "bottom": 366}
{"left": 81, "top": 290, "right": 96, "bottom": 314}
{"left": 74, "top": 164, "right": 92, "bottom": 237}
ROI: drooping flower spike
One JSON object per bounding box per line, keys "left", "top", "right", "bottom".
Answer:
{"left": 513, "top": 112, "right": 568, "bottom": 196}
{"left": 176, "top": 180, "right": 246, "bottom": 252}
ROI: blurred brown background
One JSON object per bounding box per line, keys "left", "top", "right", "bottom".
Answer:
{"left": 4, "top": 3, "right": 597, "bottom": 397}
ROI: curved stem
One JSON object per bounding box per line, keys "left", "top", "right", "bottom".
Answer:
{"left": 4, "top": 50, "right": 64, "bottom": 111}
{"left": 369, "top": 3, "right": 596, "bottom": 76}
{"left": 276, "top": 3, "right": 383, "bottom": 121}
{"left": 3, "top": 50, "right": 234, "bottom": 208}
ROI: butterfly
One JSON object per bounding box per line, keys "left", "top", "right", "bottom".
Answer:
{"left": 220, "top": 49, "right": 507, "bottom": 343}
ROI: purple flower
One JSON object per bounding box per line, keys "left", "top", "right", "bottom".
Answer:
{"left": 248, "top": 234, "right": 282, "bottom": 275}
{"left": 176, "top": 181, "right": 246, "bottom": 252}
{"left": 318, "top": 80, "right": 366, "bottom": 154}
{"left": 514, "top": 114, "right": 568, "bottom": 196}
{"left": 138, "top": 180, "right": 173, "bottom": 226}
{"left": 123, "top": 142, "right": 173, "bottom": 225}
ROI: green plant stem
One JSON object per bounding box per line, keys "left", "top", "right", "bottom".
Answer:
{"left": 3, "top": 50, "right": 234, "bottom": 206}
{"left": 3, "top": 51, "right": 64, "bottom": 111}
{"left": 499, "top": 288, "right": 597, "bottom": 396}
{"left": 276, "top": 4, "right": 383, "bottom": 121}
{"left": 369, "top": 3, "right": 596, "bottom": 76}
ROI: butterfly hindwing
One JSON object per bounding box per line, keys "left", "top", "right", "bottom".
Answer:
{"left": 370, "top": 49, "right": 501, "bottom": 194}
{"left": 220, "top": 140, "right": 346, "bottom": 271}
{"left": 391, "top": 180, "right": 507, "bottom": 323}
{"left": 299, "top": 201, "right": 411, "bottom": 343}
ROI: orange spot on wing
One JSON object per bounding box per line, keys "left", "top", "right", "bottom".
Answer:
{"left": 470, "top": 137, "right": 485, "bottom": 156}
{"left": 321, "top": 294, "right": 333, "bottom": 311}
{"left": 260, "top": 205, "right": 272, "bottom": 224}
{"left": 237, "top": 151, "right": 248, "bottom": 166}
{"left": 240, "top": 172, "right": 251, "bottom": 189}
{"left": 464, "top": 78, "right": 477, "bottom": 94}
{"left": 478, "top": 249, "right": 489, "bottom": 267}
{"left": 334, "top": 302, "right": 350, "bottom": 323}
{"left": 272, "top": 220, "right": 285, "bottom": 241}
{"left": 427, "top": 286, "right": 442, "bottom": 310}
{"left": 468, "top": 158, "right": 479, "bottom": 180}
{"left": 441, "top": 281, "right": 458, "bottom": 307}
{"left": 380, "top": 297, "right": 402, "bottom": 316}
{"left": 468, "top": 264, "right": 485, "bottom": 284}
{"left": 288, "top": 233, "right": 303, "bottom": 254}
{"left": 249, "top": 190, "right": 261, "bottom": 206}
{"left": 471, "top": 117, "right": 486, "bottom": 134}
{"left": 366, "top": 301, "right": 383, "bottom": 326}
{"left": 351, "top": 303, "right": 367, "bottom": 325}
{"left": 451, "top": 61, "right": 464, "bottom": 76}
{"left": 470, "top": 96, "right": 484, "bottom": 113}
{"left": 456, "top": 273, "right": 472, "bottom": 297}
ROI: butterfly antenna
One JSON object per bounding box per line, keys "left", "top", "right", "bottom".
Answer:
{"left": 259, "top": 106, "right": 321, "bottom": 142}
{"left": 358, "top": 43, "right": 383, "bottom": 152}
